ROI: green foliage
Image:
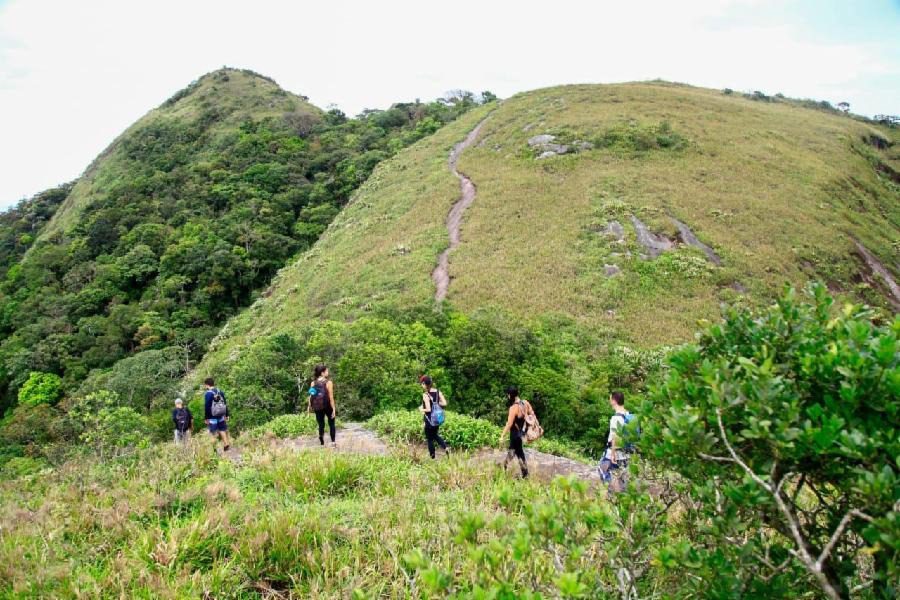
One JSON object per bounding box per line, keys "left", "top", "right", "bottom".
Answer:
{"left": 78, "top": 346, "right": 186, "bottom": 412}
{"left": 0, "top": 403, "right": 60, "bottom": 449}
{"left": 644, "top": 285, "right": 899, "bottom": 596}
{"left": 253, "top": 413, "right": 319, "bottom": 438}
{"left": 0, "top": 455, "right": 47, "bottom": 479}
{"left": 17, "top": 371, "right": 62, "bottom": 407}
{"left": 0, "top": 183, "right": 70, "bottom": 280}
{"left": 215, "top": 309, "right": 627, "bottom": 448}
{"left": 593, "top": 120, "right": 687, "bottom": 153}
{"left": 369, "top": 409, "right": 499, "bottom": 449}
{"left": 68, "top": 390, "right": 152, "bottom": 457}
{"left": 0, "top": 72, "right": 481, "bottom": 414}
{"left": 367, "top": 409, "right": 587, "bottom": 460}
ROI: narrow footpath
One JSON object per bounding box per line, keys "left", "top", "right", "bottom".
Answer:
{"left": 263, "top": 422, "right": 602, "bottom": 484}
{"left": 432, "top": 118, "right": 490, "bottom": 302}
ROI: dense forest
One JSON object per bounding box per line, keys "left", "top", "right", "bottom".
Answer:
{"left": 0, "top": 69, "right": 489, "bottom": 415}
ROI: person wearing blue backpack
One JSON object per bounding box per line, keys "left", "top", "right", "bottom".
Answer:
{"left": 419, "top": 375, "right": 450, "bottom": 459}
{"left": 598, "top": 391, "right": 638, "bottom": 493}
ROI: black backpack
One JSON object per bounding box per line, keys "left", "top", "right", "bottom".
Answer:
{"left": 174, "top": 408, "right": 190, "bottom": 431}
{"left": 210, "top": 389, "right": 227, "bottom": 418}
{"left": 310, "top": 379, "right": 329, "bottom": 411}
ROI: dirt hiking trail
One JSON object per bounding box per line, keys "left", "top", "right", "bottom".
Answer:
{"left": 432, "top": 118, "right": 490, "bottom": 302}
{"left": 255, "top": 422, "right": 602, "bottom": 484}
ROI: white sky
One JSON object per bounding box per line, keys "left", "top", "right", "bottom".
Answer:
{"left": 1, "top": 0, "right": 898, "bottom": 208}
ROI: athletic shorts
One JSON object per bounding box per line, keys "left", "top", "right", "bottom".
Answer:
{"left": 207, "top": 418, "right": 228, "bottom": 433}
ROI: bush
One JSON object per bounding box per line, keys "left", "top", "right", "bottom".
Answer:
{"left": 593, "top": 120, "right": 687, "bottom": 153}
{"left": 68, "top": 391, "right": 152, "bottom": 458}
{"left": 0, "top": 403, "right": 59, "bottom": 448}
{"left": 644, "top": 285, "right": 899, "bottom": 597}
{"left": 0, "top": 456, "right": 47, "bottom": 479}
{"left": 367, "top": 410, "right": 586, "bottom": 460}
{"left": 254, "top": 413, "right": 320, "bottom": 438}
{"left": 17, "top": 372, "right": 62, "bottom": 407}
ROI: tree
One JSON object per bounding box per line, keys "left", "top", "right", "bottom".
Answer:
{"left": 645, "top": 285, "right": 898, "bottom": 598}
{"left": 17, "top": 371, "right": 62, "bottom": 407}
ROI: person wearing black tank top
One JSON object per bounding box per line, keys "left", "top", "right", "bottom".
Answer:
{"left": 499, "top": 386, "right": 529, "bottom": 478}
{"left": 419, "top": 375, "right": 450, "bottom": 458}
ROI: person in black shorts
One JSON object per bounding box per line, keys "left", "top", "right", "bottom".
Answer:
{"left": 307, "top": 364, "right": 336, "bottom": 447}
{"left": 499, "top": 386, "right": 530, "bottom": 478}
{"left": 419, "top": 375, "right": 450, "bottom": 459}
{"left": 204, "top": 378, "right": 231, "bottom": 452}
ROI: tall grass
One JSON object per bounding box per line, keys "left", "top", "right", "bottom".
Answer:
{"left": 0, "top": 432, "right": 600, "bottom": 597}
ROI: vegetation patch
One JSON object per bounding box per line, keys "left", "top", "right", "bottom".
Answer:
{"left": 593, "top": 120, "right": 687, "bottom": 153}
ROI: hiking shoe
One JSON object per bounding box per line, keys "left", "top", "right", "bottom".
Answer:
{"left": 330, "top": 442, "right": 337, "bottom": 449}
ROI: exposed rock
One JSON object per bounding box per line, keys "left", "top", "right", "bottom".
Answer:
{"left": 604, "top": 264, "right": 621, "bottom": 277}
{"left": 603, "top": 220, "right": 624, "bottom": 240}
{"left": 630, "top": 215, "right": 675, "bottom": 259}
{"left": 671, "top": 217, "right": 721, "bottom": 265}
{"left": 853, "top": 240, "right": 900, "bottom": 311}
{"left": 528, "top": 134, "right": 556, "bottom": 146}
{"left": 529, "top": 134, "right": 591, "bottom": 159}
{"left": 864, "top": 133, "right": 892, "bottom": 150}
{"left": 730, "top": 281, "right": 748, "bottom": 293}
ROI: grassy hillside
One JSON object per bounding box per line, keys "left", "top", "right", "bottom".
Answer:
{"left": 201, "top": 82, "right": 899, "bottom": 380}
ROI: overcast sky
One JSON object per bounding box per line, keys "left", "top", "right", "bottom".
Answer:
{"left": 1, "top": 0, "right": 898, "bottom": 209}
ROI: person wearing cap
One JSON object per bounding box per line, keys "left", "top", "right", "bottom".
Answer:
{"left": 172, "top": 398, "right": 194, "bottom": 445}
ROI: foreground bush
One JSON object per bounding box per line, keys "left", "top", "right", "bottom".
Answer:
{"left": 645, "top": 285, "right": 898, "bottom": 598}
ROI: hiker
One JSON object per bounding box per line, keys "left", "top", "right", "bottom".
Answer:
{"left": 419, "top": 375, "right": 450, "bottom": 458}
{"left": 204, "top": 378, "right": 231, "bottom": 452}
{"left": 498, "top": 387, "right": 531, "bottom": 478}
{"left": 307, "top": 364, "right": 337, "bottom": 448}
{"left": 172, "top": 397, "right": 193, "bottom": 445}
{"left": 598, "top": 391, "right": 634, "bottom": 494}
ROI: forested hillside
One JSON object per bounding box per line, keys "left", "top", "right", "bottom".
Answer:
{"left": 0, "top": 68, "right": 485, "bottom": 415}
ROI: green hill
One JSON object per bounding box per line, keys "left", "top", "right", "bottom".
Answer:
{"left": 0, "top": 69, "right": 481, "bottom": 413}
{"left": 199, "top": 82, "right": 899, "bottom": 376}
{"left": 195, "top": 82, "right": 900, "bottom": 414}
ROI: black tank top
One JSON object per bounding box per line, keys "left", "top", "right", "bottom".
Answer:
{"left": 512, "top": 401, "right": 526, "bottom": 432}
{"left": 423, "top": 390, "right": 439, "bottom": 422}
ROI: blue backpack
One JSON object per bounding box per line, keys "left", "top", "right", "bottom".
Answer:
{"left": 619, "top": 412, "right": 640, "bottom": 453}
{"left": 429, "top": 392, "right": 445, "bottom": 427}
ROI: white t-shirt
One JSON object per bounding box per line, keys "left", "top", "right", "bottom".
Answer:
{"left": 604, "top": 411, "right": 629, "bottom": 462}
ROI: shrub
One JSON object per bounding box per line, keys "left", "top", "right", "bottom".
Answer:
{"left": 17, "top": 372, "right": 62, "bottom": 407}
{"left": 0, "top": 403, "right": 59, "bottom": 448}
{"left": 254, "top": 413, "right": 320, "bottom": 438}
{"left": 68, "top": 391, "right": 152, "bottom": 458}
{"left": 644, "top": 285, "right": 898, "bottom": 598}
{"left": 593, "top": 120, "right": 687, "bottom": 153}
{"left": 0, "top": 456, "right": 47, "bottom": 479}
{"left": 368, "top": 410, "right": 586, "bottom": 460}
